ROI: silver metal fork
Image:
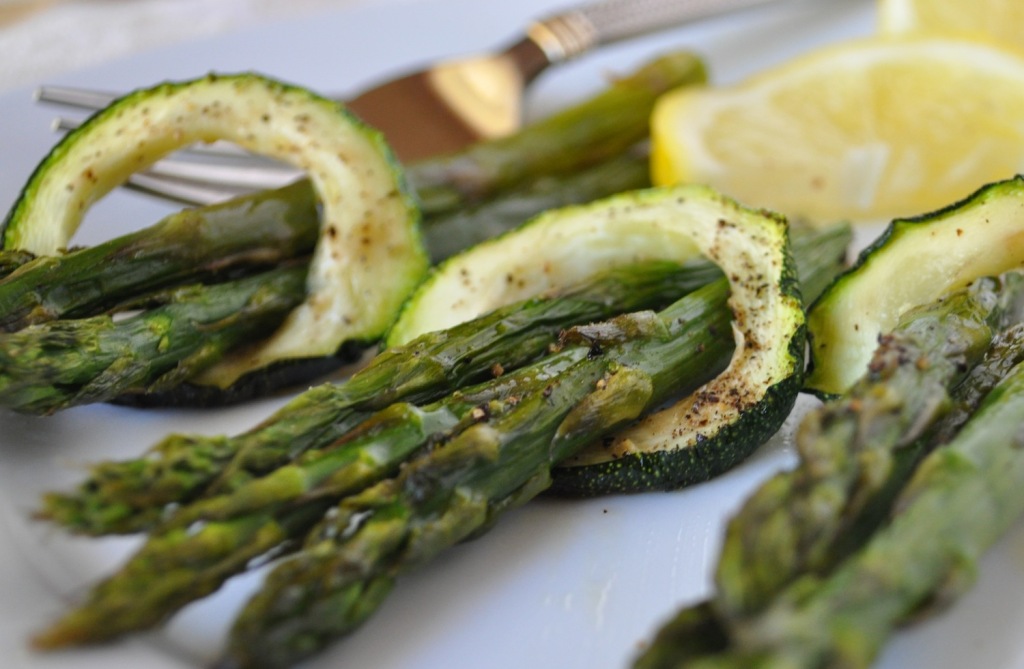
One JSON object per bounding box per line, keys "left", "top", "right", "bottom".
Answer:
{"left": 37, "top": 0, "right": 792, "bottom": 207}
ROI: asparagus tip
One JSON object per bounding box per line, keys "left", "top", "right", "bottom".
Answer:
{"left": 30, "top": 616, "right": 91, "bottom": 651}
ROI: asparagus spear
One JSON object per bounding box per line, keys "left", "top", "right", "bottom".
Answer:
{"left": 710, "top": 274, "right": 1023, "bottom": 621}
{"left": 421, "top": 148, "right": 650, "bottom": 263}
{"left": 29, "top": 344, "right": 605, "bottom": 647}
{"left": 406, "top": 51, "right": 706, "bottom": 215}
{"left": 667, "top": 332, "right": 1024, "bottom": 669}
{"left": 39, "top": 260, "right": 720, "bottom": 534}
{"left": 0, "top": 180, "right": 319, "bottom": 332}
{"left": 33, "top": 278, "right": 735, "bottom": 651}
{"left": 633, "top": 275, "right": 1024, "bottom": 669}
{"left": 214, "top": 280, "right": 737, "bottom": 669}
{"left": 0, "top": 264, "right": 308, "bottom": 415}
{"left": 169, "top": 266, "right": 735, "bottom": 531}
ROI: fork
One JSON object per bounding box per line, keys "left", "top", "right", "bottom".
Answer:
{"left": 37, "top": 0, "right": 791, "bottom": 206}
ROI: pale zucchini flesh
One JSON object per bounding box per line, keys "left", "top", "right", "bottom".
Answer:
{"left": 2, "top": 73, "right": 428, "bottom": 388}
{"left": 807, "top": 175, "right": 1024, "bottom": 397}
{"left": 391, "top": 185, "right": 805, "bottom": 493}
{"left": 386, "top": 189, "right": 709, "bottom": 346}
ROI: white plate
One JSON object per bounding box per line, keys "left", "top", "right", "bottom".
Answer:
{"left": 3, "top": 1, "right": 1024, "bottom": 668}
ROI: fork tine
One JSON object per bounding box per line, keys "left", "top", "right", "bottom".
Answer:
{"left": 52, "top": 117, "right": 79, "bottom": 133}
{"left": 35, "top": 85, "right": 118, "bottom": 111}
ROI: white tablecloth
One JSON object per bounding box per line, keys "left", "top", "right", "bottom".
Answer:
{"left": 0, "top": 0, "right": 369, "bottom": 93}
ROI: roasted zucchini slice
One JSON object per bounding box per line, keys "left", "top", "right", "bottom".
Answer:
{"left": 390, "top": 185, "right": 805, "bottom": 494}
{"left": 2, "top": 73, "right": 428, "bottom": 388}
{"left": 806, "top": 175, "right": 1024, "bottom": 398}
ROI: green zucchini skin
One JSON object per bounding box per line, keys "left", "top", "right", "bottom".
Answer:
{"left": 548, "top": 355, "right": 802, "bottom": 495}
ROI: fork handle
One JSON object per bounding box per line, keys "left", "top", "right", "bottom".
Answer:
{"left": 528, "top": 0, "right": 789, "bottom": 63}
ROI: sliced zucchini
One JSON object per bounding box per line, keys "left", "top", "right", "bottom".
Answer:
{"left": 806, "top": 175, "right": 1024, "bottom": 398}
{"left": 390, "top": 185, "right": 805, "bottom": 494}
{"left": 2, "top": 73, "right": 428, "bottom": 388}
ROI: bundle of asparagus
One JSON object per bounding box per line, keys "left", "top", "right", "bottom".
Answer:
{"left": 0, "top": 51, "right": 705, "bottom": 414}
{"left": 633, "top": 269, "right": 1024, "bottom": 668}
{"left": 40, "top": 259, "right": 720, "bottom": 535}
{"left": 30, "top": 180, "right": 851, "bottom": 667}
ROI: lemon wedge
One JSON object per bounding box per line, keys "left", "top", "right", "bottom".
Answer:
{"left": 879, "top": 0, "right": 1024, "bottom": 51}
{"left": 650, "top": 36, "right": 1024, "bottom": 224}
